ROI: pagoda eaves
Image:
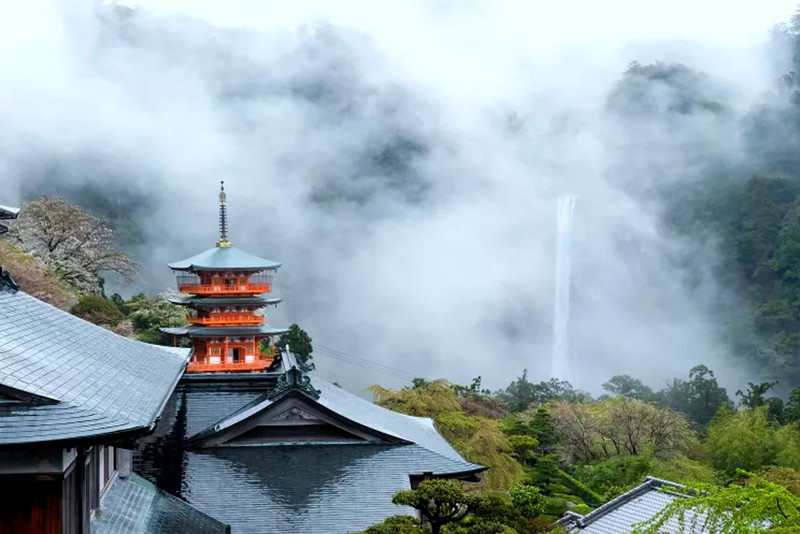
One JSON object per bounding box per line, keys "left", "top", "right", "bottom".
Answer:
{"left": 168, "top": 245, "right": 281, "bottom": 271}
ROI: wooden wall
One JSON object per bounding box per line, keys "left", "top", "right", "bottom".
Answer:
{"left": 0, "top": 476, "right": 62, "bottom": 534}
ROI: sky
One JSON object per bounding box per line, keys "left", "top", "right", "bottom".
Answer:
{"left": 1, "top": 0, "right": 798, "bottom": 393}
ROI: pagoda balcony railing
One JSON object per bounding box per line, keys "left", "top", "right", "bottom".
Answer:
{"left": 187, "top": 314, "right": 265, "bottom": 326}
{"left": 187, "top": 359, "right": 272, "bottom": 373}
{"left": 175, "top": 272, "right": 274, "bottom": 295}
{"left": 177, "top": 282, "right": 272, "bottom": 295}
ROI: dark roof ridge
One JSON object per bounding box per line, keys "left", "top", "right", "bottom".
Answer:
{"left": 561, "top": 476, "right": 688, "bottom": 529}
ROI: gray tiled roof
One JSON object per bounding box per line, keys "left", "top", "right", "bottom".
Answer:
{"left": 559, "top": 477, "right": 708, "bottom": 534}
{"left": 92, "top": 473, "right": 229, "bottom": 534}
{"left": 0, "top": 285, "right": 190, "bottom": 445}
{"left": 160, "top": 325, "right": 289, "bottom": 336}
{"left": 180, "top": 445, "right": 471, "bottom": 534}
{"left": 0, "top": 205, "right": 19, "bottom": 218}
{"left": 168, "top": 246, "right": 281, "bottom": 271}
{"left": 193, "top": 351, "right": 482, "bottom": 471}
{"left": 134, "top": 356, "right": 485, "bottom": 534}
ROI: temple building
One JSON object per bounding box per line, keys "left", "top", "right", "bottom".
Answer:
{"left": 161, "top": 182, "right": 288, "bottom": 373}
{"left": 0, "top": 203, "right": 227, "bottom": 534}
{"left": 133, "top": 184, "right": 487, "bottom": 533}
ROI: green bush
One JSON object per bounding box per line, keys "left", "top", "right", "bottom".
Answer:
{"left": 510, "top": 485, "right": 544, "bottom": 519}
{"left": 349, "top": 515, "right": 424, "bottom": 534}
{"left": 70, "top": 295, "right": 124, "bottom": 326}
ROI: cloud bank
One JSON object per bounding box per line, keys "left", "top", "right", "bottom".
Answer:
{"left": 0, "top": 0, "right": 795, "bottom": 392}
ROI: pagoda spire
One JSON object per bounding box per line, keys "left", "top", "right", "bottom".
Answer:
{"left": 217, "top": 181, "right": 231, "bottom": 248}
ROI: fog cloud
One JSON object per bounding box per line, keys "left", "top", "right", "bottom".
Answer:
{"left": 1, "top": 0, "right": 796, "bottom": 392}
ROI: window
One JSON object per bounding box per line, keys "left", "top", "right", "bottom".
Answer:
{"left": 210, "top": 347, "right": 221, "bottom": 355}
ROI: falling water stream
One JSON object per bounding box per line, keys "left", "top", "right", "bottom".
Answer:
{"left": 552, "top": 195, "right": 575, "bottom": 382}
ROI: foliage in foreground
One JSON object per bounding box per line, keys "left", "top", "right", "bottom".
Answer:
{"left": 633, "top": 472, "right": 800, "bottom": 534}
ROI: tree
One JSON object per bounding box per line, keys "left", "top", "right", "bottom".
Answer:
{"left": 602, "top": 375, "right": 655, "bottom": 401}
{"left": 350, "top": 515, "right": 424, "bottom": 534}
{"left": 392, "top": 479, "right": 485, "bottom": 534}
{"left": 784, "top": 386, "right": 800, "bottom": 423}
{"left": 736, "top": 381, "right": 779, "bottom": 409}
{"left": 126, "top": 293, "right": 187, "bottom": 345}
{"left": 70, "top": 295, "right": 125, "bottom": 326}
{"left": 659, "top": 365, "right": 732, "bottom": 426}
{"left": 10, "top": 198, "right": 137, "bottom": 294}
{"left": 500, "top": 370, "right": 586, "bottom": 412}
{"left": 109, "top": 292, "right": 129, "bottom": 315}
{"left": 276, "top": 323, "right": 313, "bottom": 364}
{"left": 633, "top": 472, "right": 800, "bottom": 534}
{"left": 706, "top": 407, "right": 779, "bottom": 474}
{"left": 551, "top": 398, "right": 692, "bottom": 461}
{"left": 530, "top": 406, "right": 559, "bottom": 457}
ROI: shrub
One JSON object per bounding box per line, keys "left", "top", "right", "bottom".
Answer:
{"left": 70, "top": 295, "right": 124, "bottom": 326}
{"left": 510, "top": 485, "right": 544, "bottom": 519}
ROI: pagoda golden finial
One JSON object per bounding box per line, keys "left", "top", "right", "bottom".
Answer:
{"left": 217, "top": 180, "right": 232, "bottom": 247}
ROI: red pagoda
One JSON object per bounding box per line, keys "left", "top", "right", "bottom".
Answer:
{"left": 162, "top": 182, "right": 287, "bottom": 372}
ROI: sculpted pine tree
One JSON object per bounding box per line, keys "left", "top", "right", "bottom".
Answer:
{"left": 10, "top": 198, "right": 136, "bottom": 294}
{"left": 392, "top": 479, "right": 484, "bottom": 534}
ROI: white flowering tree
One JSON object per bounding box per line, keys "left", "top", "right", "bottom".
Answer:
{"left": 9, "top": 197, "right": 137, "bottom": 294}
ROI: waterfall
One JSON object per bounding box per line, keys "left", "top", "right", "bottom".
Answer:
{"left": 552, "top": 195, "right": 575, "bottom": 381}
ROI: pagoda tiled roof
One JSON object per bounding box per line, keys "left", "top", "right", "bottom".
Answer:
{"left": 160, "top": 325, "right": 289, "bottom": 337}
{"left": 168, "top": 245, "right": 281, "bottom": 271}
{"left": 0, "top": 279, "right": 190, "bottom": 446}
{"left": 167, "top": 295, "right": 282, "bottom": 307}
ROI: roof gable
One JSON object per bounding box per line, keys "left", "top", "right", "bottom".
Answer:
{"left": 195, "top": 394, "right": 397, "bottom": 446}
{"left": 184, "top": 351, "right": 483, "bottom": 474}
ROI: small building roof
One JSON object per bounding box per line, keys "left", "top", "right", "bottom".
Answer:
{"left": 558, "top": 477, "right": 708, "bottom": 534}
{"left": 0, "top": 204, "right": 19, "bottom": 235}
{"left": 0, "top": 205, "right": 19, "bottom": 219}
{"left": 160, "top": 325, "right": 289, "bottom": 337}
{"left": 92, "top": 473, "right": 230, "bottom": 534}
{"left": 168, "top": 246, "right": 281, "bottom": 272}
{"left": 167, "top": 295, "right": 282, "bottom": 307}
{"left": 0, "top": 278, "right": 191, "bottom": 446}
